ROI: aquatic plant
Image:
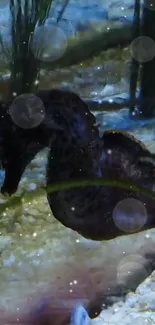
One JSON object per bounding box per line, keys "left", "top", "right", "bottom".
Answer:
{"left": 129, "top": 0, "right": 140, "bottom": 116}
{"left": 138, "top": 4, "right": 155, "bottom": 118}
{"left": 0, "top": 0, "right": 154, "bottom": 119}
{"left": 0, "top": 0, "right": 70, "bottom": 99}
{"left": 0, "top": 2, "right": 155, "bottom": 240}
{"left": 1, "top": 177, "right": 155, "bottom": 215}
{"left": 1, "top": 89, "right": 155, "bottom": 240}
{"left": 129, "top": 0, "right": 155, "bottom": 118}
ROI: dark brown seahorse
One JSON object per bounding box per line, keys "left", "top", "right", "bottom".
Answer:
{"left": 45, "top": 111, "right": 155, "bottom": 240}
{"left": 0, "top": 89, "right": 98, "bottom": 195}
{"left": 1, "top": 89, "right": 155, "bottom": 241}
{"left": 1, "top": 89, "right": 155, "bottom": 322}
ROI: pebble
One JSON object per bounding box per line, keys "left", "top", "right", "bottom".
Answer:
{"left": 138, "top": 294, "right": 155, "bottom": 311}
{"left": 125, "top": 293, "right": 138, "bottom": 308}
{"left": 93, "top": 271, "right": 155, "bottom": 324}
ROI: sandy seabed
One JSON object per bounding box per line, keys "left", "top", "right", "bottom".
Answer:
{"left": 0, "top": 126, "right": 155, "bottom": 324}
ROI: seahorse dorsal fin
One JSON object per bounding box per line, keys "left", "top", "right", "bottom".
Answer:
{"left": 102, "top": 130, "right": 150, "bottom": 156}
{"left": 138, "top": 156, "right": 155, "bottom": 166}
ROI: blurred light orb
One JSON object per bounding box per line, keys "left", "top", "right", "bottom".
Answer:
{"left": 112, "top": 198, "right": 147, "bottom": 233}
{"left": 117, "top": 254, "right": 148, "bottom": 290}
{"left": 9, "top": 93, "right": 45, "bottom": 129}
{"left": 45, "top": 17, "right": 76, "bottom": 38}
{"left": 144, "top": 0, "right": 155, "bottom": 10}
{"left": 130, "top": 36, "right": 155, "bottom": 63}
{"left": 31, "top": 24, "right": 68, "bottom": 62}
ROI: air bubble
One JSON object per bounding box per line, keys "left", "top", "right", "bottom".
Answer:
{"left": 31, "top": 24, "right": 68, "bottom": 62}
{"left": 112, "top": 198, "right": 147, "bottom": 233}
{"left": 117, "top": 254, "right": 148, "bottom": 290}
{"left": 130, "top": 36, "right": 155, "bottom": 63}
{"left": 9, "top": 93, "right": 45, "bottom": 129}
{"left": 45, "top": 17, "right": 76, "bottom": 38}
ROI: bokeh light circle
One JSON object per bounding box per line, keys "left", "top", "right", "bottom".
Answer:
{"left": 144, "top": 0, "right": 155, "bottom": 10}
{"left": 31, "top": 24, "right": 68, "bottom": 62}
{"left": 45, "top": 17, "right": 76, "bottom": 38}
{"left": 112, "top": 198, "right": 147, "bottom": 233}
{"left": 117, "top": 254, "right": 148, "bottom": 291}
{"left": 9, "top": 93, "right": 45, "bottom": 129}
{"left": 130, "top": 36, "right": 155, "bottom": 63}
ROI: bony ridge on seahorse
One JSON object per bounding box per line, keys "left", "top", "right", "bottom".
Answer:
{"left": 0, "top": 89, "right": 155, "bottom": 240}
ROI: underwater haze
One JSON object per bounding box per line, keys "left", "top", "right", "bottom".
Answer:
{"left": 1, "top": 1, "right": 155, "bottom": 325}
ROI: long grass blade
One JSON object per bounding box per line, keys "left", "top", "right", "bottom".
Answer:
{"left": 0, "top": 178, "right": 155, "bottom": 214}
